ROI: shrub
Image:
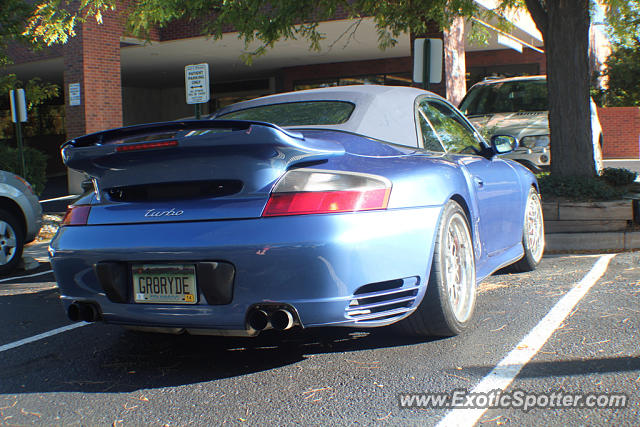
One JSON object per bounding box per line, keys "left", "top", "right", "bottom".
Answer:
{"left": 600, "top": 167, "right": 638, "bottom": 186}
{"left": 537, "top": 174, "right": 625, "bottom": 201}
{"left": 0, "top": 144, "right": 47, "bottom": 195}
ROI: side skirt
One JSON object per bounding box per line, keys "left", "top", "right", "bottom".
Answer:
{"left": 476, "top": 243, "right": 525, "bottom": 282}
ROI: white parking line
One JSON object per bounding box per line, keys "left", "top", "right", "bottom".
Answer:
{"left": 436, "top": 254, "right": 616, "bottom": 427}
{"left": 0, "top": 322, "right": 88, "bottom": 354}
{"left": 0, "top": 269, "right": 54, "bottom": 283}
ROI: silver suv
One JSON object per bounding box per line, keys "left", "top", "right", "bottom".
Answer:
{"left": 0, "top": 170, "right": 42, "bottom": 274}
{"left": 459, "top": 75, "right": 603, "bottom": 173}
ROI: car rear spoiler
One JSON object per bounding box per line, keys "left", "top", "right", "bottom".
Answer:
{"left": 60, "top": 120, "right": 345, "bottom": 191}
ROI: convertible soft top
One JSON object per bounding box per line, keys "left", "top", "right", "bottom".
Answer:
{"left": 214, "top": 85, "right": 440, "bottom": 147}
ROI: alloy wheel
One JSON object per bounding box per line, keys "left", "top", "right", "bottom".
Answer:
{"left": 0, "top": 220, "right": 18, "bottom": 266}
{"left": 525, "top": 191, "right": 545, "bottom": 264}
{"left": 443, "top": 213, "right": 475, "bottom": 323}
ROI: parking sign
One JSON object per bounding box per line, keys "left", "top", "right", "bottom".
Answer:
{"left": 185, "top": 63, "right": 210, "bottom": 104}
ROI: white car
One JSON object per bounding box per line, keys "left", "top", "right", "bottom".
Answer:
{"left": 459, "top": 75, "right": 603, "bottom": 173}
{"left": 0, "top": 170, "right": 42, "bottom": 274}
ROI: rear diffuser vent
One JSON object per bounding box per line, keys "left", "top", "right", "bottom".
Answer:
{"left": 346, "top": 277, "right": 420, "bottom": 323}
{"left": 107, "top": 180, "right": 243, "bottom": 202}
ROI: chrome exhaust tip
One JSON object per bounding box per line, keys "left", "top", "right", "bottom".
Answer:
{"left": 270, "top": 309, "right": 294, "bottom": 331}
{"left": 247, "top": 309, "right": 269, "bottom": 331}
{"left": 67, "top": 302, "right": 81, "bottom": 322}
{"left": 68, "top": 302, "right": 101, "bottom": 322}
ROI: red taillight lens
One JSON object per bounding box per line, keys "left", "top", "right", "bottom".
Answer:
{"left": 116, "top": 140, "right": 178, "bottom": 152}
{"left": 62, "top": 205, "right": 91, "bottom": 226}
{"left": 263, "top": 189, "right": 390, "bottom": 216}
{"left": 262, "top": 169, "right": 391, "bottom": 217}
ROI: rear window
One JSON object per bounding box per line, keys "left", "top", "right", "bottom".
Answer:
{"left": 459, "top": 79, "right": 548, "bottom": 116}
{"left": 216, "top": 101, "right": 355, "bottom": 126}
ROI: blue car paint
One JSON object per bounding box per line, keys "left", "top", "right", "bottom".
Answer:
{"left": 50, "top": 206, "right": 441, "bottom": 330}
{"left": 62, "top": 121, "right": 345, "bottom": 192}
{"left": 50, "top": 120, "right": 537, "bottom": 334}
{"left": 299, "top": 130, "right": 532, "bottom": 278}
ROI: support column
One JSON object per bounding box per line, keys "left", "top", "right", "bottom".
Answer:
{"left": 64, "top": 10, "right": 122, "bottom": 194}
{"left": 443, "top": 17, "right": 467, "bottom": 107}
{"left": 412, "top": 18, "right": 467, "bottom": 105}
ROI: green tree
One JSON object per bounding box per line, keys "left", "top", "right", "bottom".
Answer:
{"left": 0, "top": 0, "right": 34, "bottom": 66}
{"left": 598, "top": 41, "right": 640, "bottom": 106}
{"left": 0, "top": 1, "right": 59, "bottom": 187}
{"left": 0, "top": 74, "right": 58, "bottom": 191}
{"left": 605, "top": 0, "right": 640, "bottom": 47}
{"left": 13, "top": 0, "right": 638, "bottom": 177}
{"left": 0, "top": 74, "right": 59, "bottom": 112}
{"left": 0, "top": 0, "right": 60, "bottom": 131}
{"left": 1, "top": 74, "right": 60, "bottom": 141}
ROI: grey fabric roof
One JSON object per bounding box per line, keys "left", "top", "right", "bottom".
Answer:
{"left": 214, "top": 85, "right": 441, "bottom": 147}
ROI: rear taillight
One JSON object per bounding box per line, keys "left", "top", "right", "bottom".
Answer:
{"left": 62, "top": 205, "right": 91, "bottom": 226}
{"left": 262, "top": 170, "right": 391, "bottom": 217}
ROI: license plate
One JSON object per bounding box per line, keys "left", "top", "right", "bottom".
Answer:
{"left": 132, "top": 264, "right": 197, "bottom": 304}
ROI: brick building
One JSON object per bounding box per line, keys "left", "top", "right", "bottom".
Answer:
{"left": 3, "top": 2, "right": 614, "bottom": 191}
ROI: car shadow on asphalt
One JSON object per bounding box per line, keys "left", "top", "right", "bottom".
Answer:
{"left": 0, "top": 262, "right": 455, "bottom": 395}
{"left": 0, "top": 322, "right": 448, "bottom": 394}
{"left": 461, "top": 355, "right": 640, "bottom": 378}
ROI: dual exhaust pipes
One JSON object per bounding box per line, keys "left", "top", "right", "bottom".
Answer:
{"left": 68, "top": 301, "right": 298, "bottom": 332}
{"left": 67, "top": 301, "right": 101, "bottom": 323}
{"left": 247, "top": 306, "right": 297, "bottom": 332}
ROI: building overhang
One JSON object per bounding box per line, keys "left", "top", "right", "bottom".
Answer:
{"left": 3, "top": 7, "right": 546, "bottom": 88}
{"left": 466, "top": 0, "right": 544, "bottom": 52}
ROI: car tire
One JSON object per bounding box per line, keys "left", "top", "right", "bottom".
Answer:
{"left": 509, "top": 188, "right": 545, "bottom": 272}
{"left": 399, "top": 200, "right": 476, "bottom": 337}
{"left": 0, "top": 208, "right": 25, "bottom": 275}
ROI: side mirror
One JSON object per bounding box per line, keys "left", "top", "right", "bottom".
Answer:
{"left": 491, "top": 135, "right": 518, "bottom": 154}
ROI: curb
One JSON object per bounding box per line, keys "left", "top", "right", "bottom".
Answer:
{"left": 546, "top": 231, "right": 640, "bottom": 253}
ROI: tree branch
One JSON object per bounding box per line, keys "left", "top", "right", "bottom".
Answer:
{"left": 328, "top": 18, "right": 363, "bottom": 50}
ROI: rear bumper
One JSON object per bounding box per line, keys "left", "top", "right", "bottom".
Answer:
{"left": 49, "top": 206, "right": 442, "bottom": 334}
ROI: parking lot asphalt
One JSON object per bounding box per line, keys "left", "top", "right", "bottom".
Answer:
{"left": 0, "top": 248, "right": 637, "bottom": 425}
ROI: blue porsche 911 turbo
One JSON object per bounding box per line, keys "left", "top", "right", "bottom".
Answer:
{"left": 50, "top": 85, "right": 544, "bottom": 338}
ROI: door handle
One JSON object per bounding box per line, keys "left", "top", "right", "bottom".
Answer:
{"left": 474, "top": 177, "right": 484, "bottom": 188}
